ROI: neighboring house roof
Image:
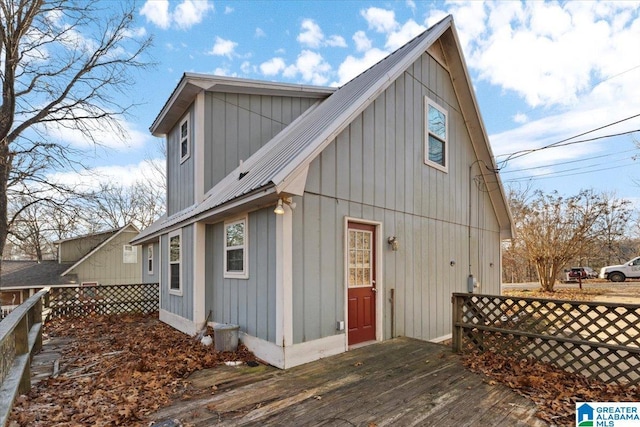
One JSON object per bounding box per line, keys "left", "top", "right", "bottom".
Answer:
{"left": 53, "top": 226, "right": 121, "bottom": 245}
{"left": 60, "top": 223, "right": 140, "bottom": 277}
{"left": 132, "top": 15, "right": 513, "bottom": 245}
{"left": 0, "top": 260, "right": 77, "bottom": 288}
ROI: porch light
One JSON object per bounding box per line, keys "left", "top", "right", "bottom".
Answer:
{"left": 274, "top": 197, "right": 297, "bottom": 215}
{"left": 274, "top": 199, "right": 285, "bottom": 215}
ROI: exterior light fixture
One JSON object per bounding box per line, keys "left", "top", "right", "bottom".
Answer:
{"left": 387, "top": 236, "right": 399, "bottom": 251}
{"left": 274, "top": 197, "right": 296, "bottom": 215}
{"left": 274, "top": 199, "right": 285, "bottom": 215}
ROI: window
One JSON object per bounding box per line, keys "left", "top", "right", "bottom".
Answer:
{"left": 224, "top": 217, "right": 248, "bottom": 279}
{"left": 169, "top": 231, "right": 181, "bottom": 292}
{"left": 348, "top": 229, "right": 373, "bottom": 287}
{"left": 425, "top": 97, "right": 448, "bottom": 171}
{"left": 123, "top": 245, "right": 137, "bottom": 263}
{"left": 147, "top": 244, "right": 154, "bottom": 275}
{"left": 179, "top": 114, "right": 190, "bottom": 163}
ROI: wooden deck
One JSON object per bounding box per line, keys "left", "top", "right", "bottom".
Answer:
{"left": 150, "top": 338, "right": 547, "bottom": 426}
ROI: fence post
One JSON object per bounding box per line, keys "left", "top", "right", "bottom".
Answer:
{"left": 452, "top": 294, "right": 463, "bottom": 352}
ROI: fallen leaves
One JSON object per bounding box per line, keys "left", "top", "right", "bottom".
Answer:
{"left": 462, "top": 350, "right": 639, "bottom": 425}
{"left": 9, "top": 312, "right": 257, "bottom": 426}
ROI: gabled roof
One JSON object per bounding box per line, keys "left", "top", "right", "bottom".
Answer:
{"left": 0, "top": 260, "right": 77, "bottom": 288}
{"left": 60, "top": 224, "right": 140, "bottom": 277}
{"left": 133, "top": 15, "right": 512, "bottom": 245}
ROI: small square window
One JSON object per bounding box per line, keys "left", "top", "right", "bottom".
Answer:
{"left": 123, "top": 245, "right": 137, "bottom": 264}
{"left": 179, "top": 115, "right": 190, "bottom": 163}
{"left": 224, "top": 217, "right": 248, "bottom": 279}
{"left": 425, "top": 97, "right": 448, "bottom": 172}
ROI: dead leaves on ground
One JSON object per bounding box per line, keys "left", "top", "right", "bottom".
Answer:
{"left": 463, "top": 350, "right": 639, "bottom": 425}
{"left": 9, "top": 313, "right": 257, "bottom": 427}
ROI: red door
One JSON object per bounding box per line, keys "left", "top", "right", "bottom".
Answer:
{"left": 347, "top": 222, "right": 376, "bottom": 345}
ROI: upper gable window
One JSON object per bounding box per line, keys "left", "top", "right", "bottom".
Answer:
{"left": 425, "top": 97, "right": 448, "bottom": 172}
{"left": 123, "top": 245, "right": 137, "bottom": 264}
{"left": 224, "top": 216, "right": 248, "bottom": 279}
{"left": 179, "top": 114, "right": 190, "bottom": 163}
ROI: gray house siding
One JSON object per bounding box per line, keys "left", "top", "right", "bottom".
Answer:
{"left": 203, "top": 92, "right": 317, "bottom": 193}
{"left": 141, "top": 242, "right": 159, "bottom": 284}
{"left": 167, "top": 104, "right": 195, "bottom": 216}
{"left": 160, "top": 225, "right": 194, "bottom": 320}
{"left": 292, "top": 51, "right": 501, "bottom": 344}
{"left": 205, "top": 207, "right": 277, "bottom": 343}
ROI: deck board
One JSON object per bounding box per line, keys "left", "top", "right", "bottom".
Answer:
{"left": 151, "top": 337, "right": 547, "bottom": 426}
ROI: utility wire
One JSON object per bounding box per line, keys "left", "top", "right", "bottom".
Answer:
{"left": 496, "top": 112, "right": 640, "bottom": 167}
{"left": 503, "top": 161, "right": 638, "bottom": 183}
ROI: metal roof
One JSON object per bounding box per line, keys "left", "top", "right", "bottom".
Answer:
{"left": 132, "top": 14, "right": 513, "bottom": 245}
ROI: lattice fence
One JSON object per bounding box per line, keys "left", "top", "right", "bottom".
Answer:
{"left": 452, "top": 293, "right": 640, "bottom": 386}
{"left": 48, "top": 283, "right": 159, "bottom": 319}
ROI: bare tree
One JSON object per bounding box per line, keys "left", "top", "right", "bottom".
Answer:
{"left": 89, "top": 180, "right": 164, "bottom": 230}
{"left": 508, "top": 188, "right": 622, "bottom": 291}
{"left": 0, "top": 0, "right": 152, "bottom": 266}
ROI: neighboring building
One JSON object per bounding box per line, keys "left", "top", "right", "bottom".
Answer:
{"left": 55, "top": 224, "right": 143, "bottom": 285}
{"left": 0, "top": 260, "right": 75, "bottom": 310}
{"left": 132, "top": 15, "right": 513, "bottom": 369}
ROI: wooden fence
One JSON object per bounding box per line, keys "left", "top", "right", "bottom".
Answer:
{"left": 0, "top": 288, "right": 48, "bottom": 427}
{"left": 48, "top": 283, "right": 159, "bottom": 319}
{"left": 452, "top": 293, "right": 640, "bottom": 386}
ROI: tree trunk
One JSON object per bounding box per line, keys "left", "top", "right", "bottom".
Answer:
{"left": 0, "top": 141, "right": 10, "bottom": 280}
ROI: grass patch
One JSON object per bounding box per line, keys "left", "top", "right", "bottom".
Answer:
{"left": 503, "top": 287, "right": 606, "bottom": 302}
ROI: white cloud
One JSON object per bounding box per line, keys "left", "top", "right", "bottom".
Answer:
{"left": 361, "top": 7, "right": 398, "bottom": 33}
{"left": 260, "top": 57, "right": 286, "bottom": 76}
{"left": 284, "top": 50, "right": 331, "bottom": 86}
{"left": 513, "top": 113, "right": 528, "bottom": 124}
{"left": 336, "top": 48, "right": 388, "bottom": 86}
{"left": 385, "top": 19, "right": 425, "bottom": 50}
{"left": 297, "top": 19, "right": 347, "bottom": 48}
{"left": 224, "top": 6, "right": 234, "bottom": 14}
{"left": 353, "top": 31, "right": 372, "bottom": 52}
{"left": 140, "top": 0, "right": 212, "bottom": 30}
{"left": 241, "top": 61, "right": 253, "bottom": 74}
{"left": 140, "top": 0, "right": 171, "bottom": 29}
{"left": 298, "top": 19, "right": 324, "bottom": 48}
{"left": 326, "top": 35, "right": 347, "bottom": 48}
{"left": 49, "top": 159, "right": 165, "bottom": 191}
{"left": 208, "top": 36, "right": 238, "bottom": 58}
{"left": 255, "top": 27, "right": 266, "bottom": 38}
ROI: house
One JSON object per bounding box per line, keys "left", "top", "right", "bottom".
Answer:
{"left": 131, "top": 15, "right": 512, "bottom": 369}
{"left": 0, "top": 260, "right": 75, "bottom": 311}
{"left": 55, "top": 224, "right": 143, "bottom": 285}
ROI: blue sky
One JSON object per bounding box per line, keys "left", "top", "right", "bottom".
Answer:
{"left": 50, "top": 0, "right": 640, "bottom": 205}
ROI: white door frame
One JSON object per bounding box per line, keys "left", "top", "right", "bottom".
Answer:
{"left": 343, "top": 216, "right": 384, "bottom": 347}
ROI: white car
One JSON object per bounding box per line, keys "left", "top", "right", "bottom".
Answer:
{"left": 599, "top": 256, "right": 640, "bottom": 282}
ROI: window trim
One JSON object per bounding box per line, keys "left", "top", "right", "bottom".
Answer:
{"left": 179, "top": 113, "right": 190, "bottom": 164}
{"left": 168, "top": 230, "right": 182, "bottom": 295}
{"left": 424, "top": 96, "right": 448, "bottom": 173}
{"left": 147, "top": 244, "right": 154, "bottom": 276}
{"left": 224, "top": 215, "right": 249, "bottom": 279}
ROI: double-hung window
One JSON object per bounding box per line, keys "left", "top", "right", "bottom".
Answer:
{"left": 425, "top": 97, "right": 448, "bottom": 172}
{"left": 169, "top": 230, "right": 181, "bottom": 293}
{"left": 179, "top": 114, "right": 190, "bottom": 163}
{"left": 224, "top": 216, "right": 248, "bottom": 279}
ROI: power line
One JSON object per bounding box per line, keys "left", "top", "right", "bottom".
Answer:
{"left": 500, "top": 147, "right": 640, "bottom": 175}
{"left": 496, "top": 112, "right": 640, "bottom": 167}
{"left": 503, "top": 161, "right": 638, "bottom": 183}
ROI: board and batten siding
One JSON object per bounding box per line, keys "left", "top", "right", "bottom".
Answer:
{"left": 205, "top": 207, "right": 277, "bottom": 343}
{"left": 203, "top": 92, "right": 318, "bottom": 193}
{"left": 67, "top": 231, "right": 143, "bottom": 285}
{"left": 160, "top": 226, "right": 194, "bottom": 320}
{"left": 293, "top": 51, "right": 502, "bottom": 344}
{"left": 167, "top": 104, "right": 195, "bottom": 217}
{"left": 141, "top": 242, "right": 160, "bottom": 284}
{"left": 59, "top": 233, "right": 114, "bottom": 263}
